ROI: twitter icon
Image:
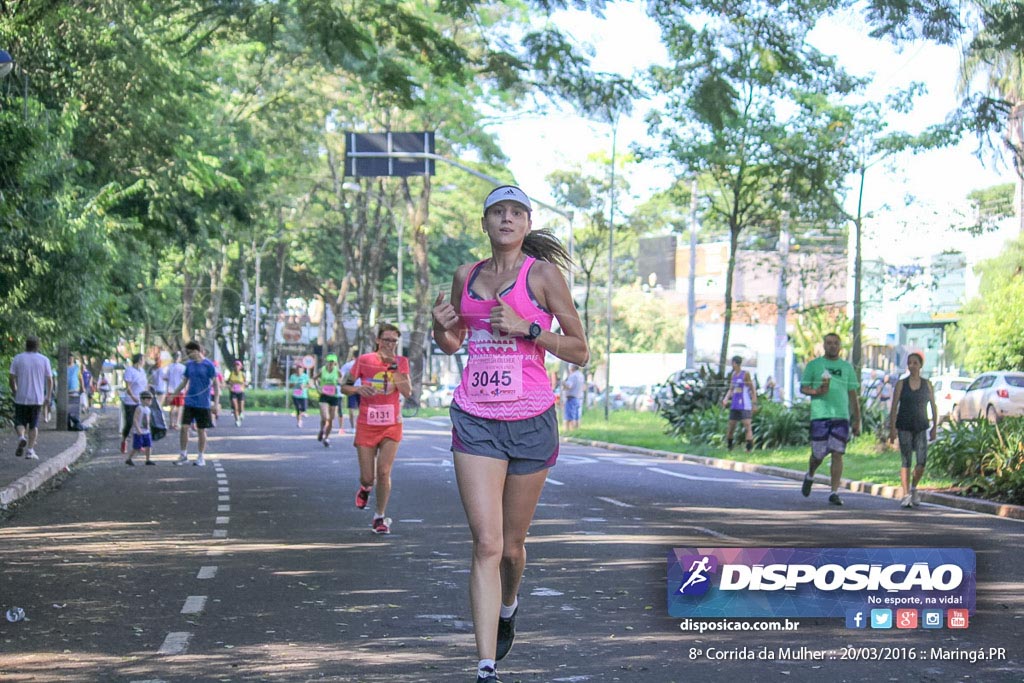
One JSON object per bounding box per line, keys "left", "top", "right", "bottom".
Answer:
{"left": 870, "top": 609, "right": 893, "bottom": 629}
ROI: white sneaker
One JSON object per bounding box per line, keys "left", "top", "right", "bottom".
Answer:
{"left": 25, "top": 450, "right": 39, "bottom": 460}
{"left": 900, "top": 494, "right": 913, "bottom": 508}
{"left": 911, "top": 489, "right": 921, "bottom": 506}
{"left": 175, "top": 453, "right": 188, "bottom": 465}
{"left": 194, "top": 454, "right": 206, "bottom": 467}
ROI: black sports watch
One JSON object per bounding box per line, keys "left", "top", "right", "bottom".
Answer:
{"left": 524, "top": 321, "right": 542, "bottom": 341}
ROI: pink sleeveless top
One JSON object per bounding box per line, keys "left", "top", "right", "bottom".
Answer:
{"left": 453, "top": 257, "right": 555, "bottom": 420}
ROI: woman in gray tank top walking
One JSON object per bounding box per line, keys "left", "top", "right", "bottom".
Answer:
{"left": 887, "top": 352, "right": 938, "bottom": 508}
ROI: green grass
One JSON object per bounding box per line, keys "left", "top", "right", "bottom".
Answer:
{"left": 573, "top": 410, "right": 954, "bottom": 490}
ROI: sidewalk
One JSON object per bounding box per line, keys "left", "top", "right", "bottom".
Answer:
{"left": 566, "top": 436, "right": 1024, "bottom": 521}
{"left": 0, "top": 409, "right": 102, "bottom": 509}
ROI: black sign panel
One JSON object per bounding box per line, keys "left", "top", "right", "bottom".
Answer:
{"left": 344, "top": 131, "right": 435, "bottom": 177}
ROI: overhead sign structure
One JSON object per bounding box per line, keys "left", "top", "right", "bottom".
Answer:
{"left": 344, "top": 131, "right": 435, "bottom": 178}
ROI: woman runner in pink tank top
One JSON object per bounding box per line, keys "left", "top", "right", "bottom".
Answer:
{"left": 432, "top": 185, "right": 589, "bottom": 683}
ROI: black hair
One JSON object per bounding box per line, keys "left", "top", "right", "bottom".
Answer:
{"left": 132, "top": 353, "right": 144, "bottom": 365}
{"left": 140, "top": 390, "right": 154, "bottom": 400}
{"left": 185, "top": 340, "right": 201, "bottom": 353}
{"left": 25, "top": 335, "right": 39, "bottom": 352}
{"left": 907, "top": 352, "right": 924, "bottom": 365}
{"left": 523, "top": 229, "right": 573, "bottom": 273}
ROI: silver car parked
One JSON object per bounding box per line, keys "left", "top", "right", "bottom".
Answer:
{"left": 953, "top": 372, "right": 1024, "bottom": 424}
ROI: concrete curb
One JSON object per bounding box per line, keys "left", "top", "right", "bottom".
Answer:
{"left": 565, "top": 437, "right": 1024, "bottom": 521}
{"left": 0, "top": 412, "right": 99, "bottom": 508}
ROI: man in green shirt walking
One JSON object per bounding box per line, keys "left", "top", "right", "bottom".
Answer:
{"left": 799, "top": 333, "right": 861, "bottom": 506}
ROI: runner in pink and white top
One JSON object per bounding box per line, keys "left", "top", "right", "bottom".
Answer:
{"left": 432, "top": 185, "right": 589, "bottom": 683}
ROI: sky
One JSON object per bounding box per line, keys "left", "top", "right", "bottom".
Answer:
{"left": 487, "top": 2, "right": 1019, "bottom": 265}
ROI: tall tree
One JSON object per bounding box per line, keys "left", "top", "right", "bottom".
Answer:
{"left": 646, "top": 1, "right": 859, "bottom": 372}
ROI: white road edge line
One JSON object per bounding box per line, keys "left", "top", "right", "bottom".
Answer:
{"left": 545, "top": 478, "right": 565, "bottom": 486}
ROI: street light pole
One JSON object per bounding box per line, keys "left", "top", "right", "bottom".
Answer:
{"left": 604, "top": 118, "right": 618, "bottom": 421}
{"left": 686, "top": 177, "right": 698, "bottom": 370}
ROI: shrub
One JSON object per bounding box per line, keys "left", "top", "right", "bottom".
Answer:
{"left": 751, "top": 401, "right": 810, "bottom": 449}
{"left": 658, "top": 365, "right": 729, "bottom": 439}
{"left": 928, "top": 417, "right": 1024, "bottom": 504}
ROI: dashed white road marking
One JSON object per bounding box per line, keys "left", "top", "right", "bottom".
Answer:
{"left": 181, "top": 595, "right": 207, "bottom": 614}
{"left": 647, "top": 466, "right": 745, "bottom": 483}
{"left": 596, "top": 496, "right": 634, "bottom": 508}
{"left": 197, "top": 566, "right": 218, "bottom": 580}
{"left": 218, "top": 495, "right": 230, "bottom": 502}
{"left": 215, "top": 516, "right": 230, "bottom": 525}
{"left": 212, "top": 529, "right": 228, "bottom": 538}
{"left": 218, "top": 504, "right": 230, "bottom": 512}
{"left": 545, "top": 478, "right": 565, "bottom": 486}
{"left": 218, "top": 487, "right": 229, "bottom": 493}
{"left": 157, "top": 632, "right": 191, "bottom": 655}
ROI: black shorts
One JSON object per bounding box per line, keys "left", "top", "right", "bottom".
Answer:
{"left": 293, "top": 397, "right": 308, "bottom": 413}
{"left": 230, "top": 391, "right": 245, "bottom": 402}
{"left": 319, "top": 394, "right": 340, "bottom": 407}
{"left": 182, "top": 405, "right": 214, "bottom": 430}
{"left": 729, "top": 409, "right": 752, "bottom": 421}
{"left": 14, "top": 404, "right": 42, "bottom": 429}
{"left": 347, "top": 394, "right": 360, "bottom": 409}
{"left": 450, "top": 402, "right": 559, "bottom": 476}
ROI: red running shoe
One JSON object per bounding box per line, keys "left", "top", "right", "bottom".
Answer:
{"left": 371, "top": 517, "right": 391, "bottom": 534}
{"left": 355, "top": 485, "right": 371, "bottom": 509}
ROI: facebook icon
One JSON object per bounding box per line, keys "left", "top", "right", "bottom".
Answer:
{"left": 845, "top": 609, "right": 866, "bottom": 629}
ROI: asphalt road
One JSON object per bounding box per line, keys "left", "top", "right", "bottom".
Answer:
{"left": 1, "top": 413, "right": 1021, "bottom": 682}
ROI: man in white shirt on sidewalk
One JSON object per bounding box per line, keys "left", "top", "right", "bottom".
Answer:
{"left": 8, "top": 335, "right": 54, "bottom": 460}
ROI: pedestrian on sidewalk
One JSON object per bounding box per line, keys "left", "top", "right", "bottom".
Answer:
{"left": 722, "top": 355, "right": 757, "bottom": 452}
{"left": 799, "top": 333, "right": 861, "bottom": 506}
{"left": 341, "top": 324, "right": 411, "bottom": 535}
{"left": 887, "top": 352, "right": 937, "bottom": 508}
{"left": 171, "top": 341, "right": 218, "bottom": 467}
{"left": 8, "top": 335, "right": 54, "bottom": 460}
{"left": 561, "top": 364, "right": 584, "bottom": 431}
{"left": 98, "top": 373, "right": 112, "bottom": 411}
{"left": 149, "top": 356, "right": 169, "bottom": 407}
{"left": 164, "top": 352, "right": 186, "bottom": 429}
{"left": 126, "top": 390, "right": 155, "bottom": 466}
{"left": 432, "top": 185, "right": 589, "bottom": 683}
{"left": 314, "top": 354, "right": 341, "bottom": 446}
{"left": 120, "top": 354, "right": 148, "bottom": 455}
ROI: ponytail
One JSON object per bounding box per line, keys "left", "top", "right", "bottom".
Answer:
{"left": 522, "top": 229, "right": 573, "bottom": 273}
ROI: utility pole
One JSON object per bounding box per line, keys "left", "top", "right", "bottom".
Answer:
{"left": 774, "top": 212, "right": 790, "bottom": 402}
{"left": 604, "top": 120, "right": 617, "bottom": 421}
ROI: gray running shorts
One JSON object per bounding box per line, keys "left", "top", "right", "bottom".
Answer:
{"left": 450, "top": 401, "right": 559, "bottom": 476}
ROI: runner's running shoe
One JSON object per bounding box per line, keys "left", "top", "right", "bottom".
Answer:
{"left": 175, "top": 453, "right": 188, "bottom": 465}
{"left": 194, "top": 454, "right": 206, "bottom": 467}
{"left": 476, "top": 667, "right": 500, "bottom": 683}
{"left": 900, "top": 494, "right": 913, "bottom": 508}
{"left": 371, "top": 517, "right": 391, "bottom": 534}
{"left": 496, "top": 605, "right": 518, "bottom": 661}
{"left": 911, "top": 489, "right": 921, "bottom": 506}
{"left": 15, "top": 438, "right": 27, "bottom": 457}
{"left": 801, "top": 476, "right": 812, "bottom": 497}
{"left": 323, "top": 438, "right": 330, "bottom": 448}
{"left": 828, "top": 493, "right": 844, "bottom": 506}
{"left": 355, "top": 485, "right": 371, "bottom": 509}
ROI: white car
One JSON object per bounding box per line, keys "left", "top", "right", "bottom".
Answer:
{"left": 930, "top": 375, "right": 973, "bottom": 422}
{"left": 953, "top": 372, "right": 1024, "bottom": 423}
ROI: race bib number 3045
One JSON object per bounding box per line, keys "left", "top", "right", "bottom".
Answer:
{"left": 467, "top": 356, "right": 522, "bottom": 402}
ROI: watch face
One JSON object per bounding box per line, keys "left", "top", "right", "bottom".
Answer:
{"left": 529, "top": 322, "right": 542, "bottom": 339}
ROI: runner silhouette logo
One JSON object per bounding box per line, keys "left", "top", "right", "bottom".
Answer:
{"left": 677, "top": 555, "right": 718, "bottom": 596}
